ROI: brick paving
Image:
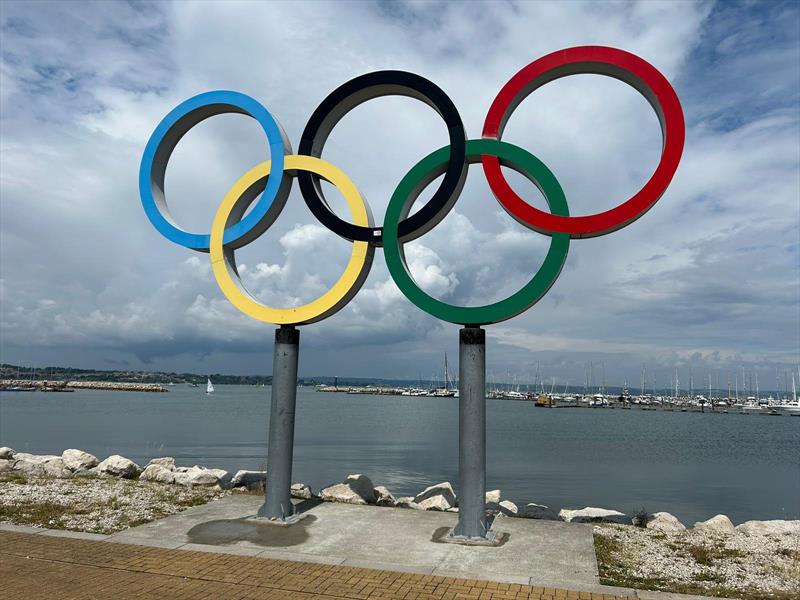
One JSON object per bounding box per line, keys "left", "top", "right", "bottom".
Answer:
{"left": 0, "top": 531, "right": 626, "bottom": 600}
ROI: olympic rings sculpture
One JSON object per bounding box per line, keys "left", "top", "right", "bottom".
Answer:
{"left": 139, "top": 46, "right": 684, "bottom": 327}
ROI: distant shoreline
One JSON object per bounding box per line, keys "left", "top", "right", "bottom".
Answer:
{"left": 0, "top": 380, "right": 167, "bottom": 393}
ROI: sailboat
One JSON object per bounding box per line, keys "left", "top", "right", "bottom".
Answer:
{"left": 206, "top": 378, "right": 214, "bottom": 394}
{"left": 433, "top": 354, "right": 456, "bottom": 397}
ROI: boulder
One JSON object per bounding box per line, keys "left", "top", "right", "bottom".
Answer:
{"left": 230, "top": 470, "right": 266, "bottom": 490}
{"left": 174, "top": 466, "right": 228, "bottom": 487}
{"left": 693, "top": 514, "right": 735, "bottom": 534}
{"left": 646, "top": 512, "right": 686, "bottom": 533}
{"left": 0, "top": 459, "right": 14, "bottom": 474}
{"left": 413, "top": 482, "right": 456, "bottom": 511}
{"left": 291, "top": 483, "right": 314, "bottom": 500}
{"left": 12, "top": 453, "right": 69, "bottom": 478}
{"left": 61, "top": 449, "right": 98, "bottom": 472}
{"left": 485, "top": 489, "right": 501, "bottom": 504}
{"left": 499, "top": 500, "right": 518, "bottom": 515}
{"left": 520, "top": 503, "right": 559, "bottom": 520}
{"left": 488, "top": 500, "right": 518, "bottom": 516}
{"left": 145, "top": 457, "right": 176, "bottom": 469}
{"left": 320, "top": 474, "right": 376, "bottom": 505}
{"left": 374, "top": 485, "right": 395, "bottom": 507}
{"left": 735, "top": 520, "right": 800, "bottom": 536}
{"left": 559, "top": 507, "right": 629, "bottom": 524}
{"left": 96, "top": 455, "right": 141, "bottom": 479}
{"left": 394, "top": 496, "right": 415, "bottom": 508}
{"left": 139, "top": 463, "right": 176, "bottom": 484}
{"left": 0, "top": 447, "right": 15, "bottom": 460}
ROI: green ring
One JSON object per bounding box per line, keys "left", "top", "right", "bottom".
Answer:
{"left": 383, "top": 138, "right": 570, "bottom": 326}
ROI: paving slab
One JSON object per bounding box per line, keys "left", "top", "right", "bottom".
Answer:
{"left": 105, "top": 494, "right": 601, "bottom": 585}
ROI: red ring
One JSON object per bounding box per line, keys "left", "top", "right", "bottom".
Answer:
{"left": 481, "top": 46, "right": 685, "bottom": 239}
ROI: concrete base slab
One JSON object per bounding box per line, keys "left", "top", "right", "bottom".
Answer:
{"left": 244, "top": 511, "right": 311, "bottom": 527}
{"left": 105, "top": 495, "right": 600, "bottom": 586}
{"left": 439, "top": 527, "right": 504, "bottom": 546}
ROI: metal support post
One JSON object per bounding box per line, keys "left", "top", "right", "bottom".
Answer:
{"left": 258, "top": 325, "right": 300, "bottom": 521}
{"left": 451, "top": 326, "right": 495, "bottom": 542}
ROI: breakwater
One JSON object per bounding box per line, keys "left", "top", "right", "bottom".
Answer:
{"left": 0, "top": 380, "right": 167, "bottom": 393}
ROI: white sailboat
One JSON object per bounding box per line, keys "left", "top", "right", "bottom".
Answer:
{"left": 206, "top": 378, "right": 214, "bottom": 394}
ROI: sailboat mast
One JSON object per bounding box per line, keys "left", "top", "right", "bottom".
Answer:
{"left": 444, "top": 353, "right": 448, "bottom": 391}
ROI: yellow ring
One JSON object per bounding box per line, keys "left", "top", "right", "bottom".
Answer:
{"left": 210, "top": 155, "right": 373, "bottom": 325}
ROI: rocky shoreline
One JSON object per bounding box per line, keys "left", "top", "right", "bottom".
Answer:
{"left": 2, "top": 446, "right": 796, "bottom": 533}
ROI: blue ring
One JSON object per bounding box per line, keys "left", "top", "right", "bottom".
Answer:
{"left": 138, "top": 91, "right": 290, "bottom": 251}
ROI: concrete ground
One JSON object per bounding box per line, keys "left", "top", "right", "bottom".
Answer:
{"left": 103, "top": 495, "right": 602, "bottom": 590}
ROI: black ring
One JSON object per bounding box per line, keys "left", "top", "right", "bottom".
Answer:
{"left": 298, "top": 70, "right": 467, "bottom": 246}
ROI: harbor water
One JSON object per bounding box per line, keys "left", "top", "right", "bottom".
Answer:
{"left": 1, "top": 385, "right": 797, "bottom": 525}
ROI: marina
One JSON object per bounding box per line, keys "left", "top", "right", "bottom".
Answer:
{"left": 316, "top": 360, "right": 800, "bottom": 417}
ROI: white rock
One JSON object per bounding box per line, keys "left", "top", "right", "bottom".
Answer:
{"left": 735, "top": 519, "right": 800, "bottom": 536}
{"left": 413, "top": 482, "right": 456, "bottom": 511}
{"left": 291, "top": 483, "right": 313, "bottom": 500}
{"left": 320, "top": 474, "right": 376, "bottom": 505}
{"left": 139, "top": 463, "right": 176, "bottom": 484}
{"left": 374, "top": 485, "right": 395, "bottom": 506}
{"left": 693, "top": 514, "right": 735, "bottom": 534}
{"left": 0, "top": 447, "right": 15, "bottom": 460}
{"left": 173, "top": 466, "right": 228, "bottom": 487}
{"left": 394, "top": 496, "right": 415, "bottom": 508}
{"left": 499, "top": 500, "right": 518, "bottom": 515}
{"left": 61, "top": 449, "right": 98, "bottom": 472}
{"left": 485, "top": 489, "right": 501, "bottom": 504}
{"left": 12, "top": 453, "right": 70, "bottom": 478}
{"left": 646, "top": 512, "right": 686, "bottom": 533}
{"left": 145, "top": 457, "right": 176, "bottom": 469}
{"left": 230, "top": 470, "right": 266, "bottom": 489}
{"left": 486, "top": 499, "right": 519, "bottom": 517}
{"left": 559, "top": 507, "right": 629, "bottom": 524}
{"left": 0, "top": 459, "right": 13, "bottom": 473}
{"left": 96, "top": 455, "right": 142, "bottom": 479}
{"left": 520, "top": 503, "right": 558, "bottom": 520}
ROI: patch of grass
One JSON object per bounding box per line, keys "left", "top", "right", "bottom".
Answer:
{"left": 71, "top": 475, "right": 99, "bottom": 485}
{"left": 693, "top": 571, "right": 725, "bottom": 584}
{"left": 0, "top": 472, "right": 28, "bottom": 485}
{"left": 688, "top": 544, "right": 715, "bottom": 565}
{"left": 174, "top": 494, "right": 212, "bottom": 508}
{"left": 778, "top": 548, "right": 799, "bottom": 560}
{"left": 0, "top": 501, "right": 67, "bottom": 529}
{"left": 688, "top": 544, "right": 746, "bottom": 565}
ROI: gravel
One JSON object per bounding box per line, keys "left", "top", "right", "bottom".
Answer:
{"left": 594, "top": 523, "right": 800, "bottom": 597}
{"left": 0, "top": 474, "right": 229, "bottom": 534}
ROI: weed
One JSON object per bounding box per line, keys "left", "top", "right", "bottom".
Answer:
{"left": 632, "top": 507, "right": 650, "bottom": 528}
{"left": 0, "top": 473, "right": 28, "bottom": 485}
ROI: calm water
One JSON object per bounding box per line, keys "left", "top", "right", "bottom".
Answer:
{"left": 1, "top": 385, "right": 798, "bottom": 525}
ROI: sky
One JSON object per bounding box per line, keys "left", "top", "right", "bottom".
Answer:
{"left": 0, "top": 0, "right": 798, "bottom": 391}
